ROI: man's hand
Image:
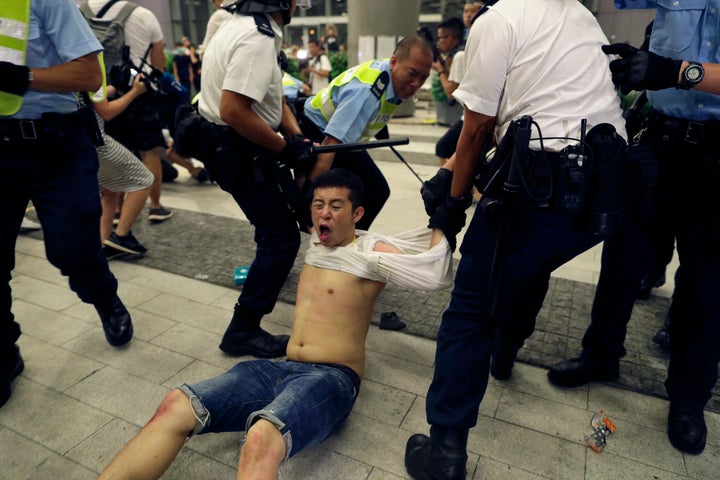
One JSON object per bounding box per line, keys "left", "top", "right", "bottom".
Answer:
{"left": 602, "top": 43, "right": 681, "bottom": 94}
{"left": 421, "top": 168, "right": 453, "bottom": 216}
{"left": 0, "top": 62, "right": 30, "bottom": 96}
{"left": 279, "top": 134, "right": 314, "bottom": 173}
{"left": 428, "top": 195, "right": 470, "bottom": 252}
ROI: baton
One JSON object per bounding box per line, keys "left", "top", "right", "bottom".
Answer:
{"left": 310, "top": 137, "right": 409, "bottom": 154}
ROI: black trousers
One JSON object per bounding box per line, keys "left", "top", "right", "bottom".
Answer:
{"left": 582, "top": 113, "right": 720, "bottom": 410}
{"left": 0, "top": 127, "right": 118, "bottom": 354}
{"left": 299, "top": 118, "right": 390, "bottom": 231}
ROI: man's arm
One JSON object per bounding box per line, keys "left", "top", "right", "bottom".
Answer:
{"left": 452, "top": 107, "right": 496, "bottom": 197}
{"left": 678, "top": 61, "right": 720, "bottom": 95}
{"left": 28, "top": 52, "right": 103, "bottom": 93}
{"left": 94, "top": 77, "right": 147, "bottom": 121}
{"left": 150, "top": 41, "right": 166, "bottom": 71}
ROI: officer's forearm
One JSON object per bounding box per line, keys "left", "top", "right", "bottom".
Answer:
{"left": 452, "top": 109, "right": 495, "bottom": 197}
{"left": 679, "top": 60, "right": 720, "bottom": 95}
{"left": 220, "top": 90, "right": 286, "bottom": 152}
{"left": 28, "top": 53, "right": 102, "bottom": 93}
{"left": 279, "top": 101, "right": 302, "bottom": 137}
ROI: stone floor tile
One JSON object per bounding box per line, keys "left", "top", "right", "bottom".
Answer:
{"left": 365, "top": 327, "right": 436, "bottom": 367}
{"left": 161, "top": 359, "right": 227, "bottom": 389}
{"left": 14, "top": 299, "right": 94, "bottom": 345}
{"left": 472, "top": 456, "right": 551, "bottom": 480}
{"left": 125, "top": 268, "right": 230, "bottom": 304}
{"left": 364, "top": 349, "right": 434, "bottom": 396}
{"left": 136, "top": 292, "right": 232, "bottom": 334}
{"left": 586, "top": 450, "right": 688, "bottom": 480}
{"left": 64, "top": 366, "right": 170, "bottom": 427}
{"left": 65, "top": 418, "right": 140, "bottom": 473}
{"left": 16, "top": 335, "right": 105, "bottom": 391}
{"left": 281, "top": 447, "right": 373, "bottom": 479}
{"left": 61, "top": 332, "right": 193, "bottom": 384}
{"left": 10, "top": 274, "right": 80, "bottom": 311}
{"left": 0, "top": 380, "right": 113, "bottom": 454}
{"left": 498, "top": 362, "right": 589, "bottom": 410}
{"left": 353, "top": 379, "right": 416, "bottom": 427}
{"left": 467, "top": 416, "right": 586, "bottom": 480}
{"left": 13, "top": 253, "right": 65, "bottom": 284}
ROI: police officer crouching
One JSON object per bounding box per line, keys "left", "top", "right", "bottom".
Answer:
{"left": 175, "top": 0, "right": 313, "bottom": 359}
{"left": 0, "top": 0, "right": 133, "bottom": 409}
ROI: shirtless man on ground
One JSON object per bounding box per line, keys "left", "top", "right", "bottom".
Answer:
{"left": 97, "top": 169, "right": 449, "bottom": 480}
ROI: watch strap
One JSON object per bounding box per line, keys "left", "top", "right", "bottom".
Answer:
{"left": 679, "top": 61, "right": 704, "bottom": 89}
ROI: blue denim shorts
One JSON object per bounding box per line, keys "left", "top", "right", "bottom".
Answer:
{"left": 179, "top": 360, "right": 360, "bottom": 460}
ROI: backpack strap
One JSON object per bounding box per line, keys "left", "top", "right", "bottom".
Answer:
{"left": 113, "top": 2, "right": 139, "bottom": 25}
{"left": 97, "top": 0, "right": 123, "bottom": 19}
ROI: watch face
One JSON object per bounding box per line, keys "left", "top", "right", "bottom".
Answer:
{"left": 686, "top": 65, "right": 703, "bottom": 82}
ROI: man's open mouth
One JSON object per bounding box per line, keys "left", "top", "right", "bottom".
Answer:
{"left": 318, "top": 225, "right": 331, "bottom": 240}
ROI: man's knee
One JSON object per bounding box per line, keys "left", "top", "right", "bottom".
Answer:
{"left": 242, "top": 418, "right": 286, "bottom": 460}
{"left": 148, "top": 389, "right": 198, "bottom": 435}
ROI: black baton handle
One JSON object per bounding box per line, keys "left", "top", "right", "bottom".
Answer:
{"left": 310, "top": 137, "right": 409, "bottom": 154}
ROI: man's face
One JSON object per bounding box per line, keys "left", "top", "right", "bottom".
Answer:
{"left": 309, "top": 42, "right": 321, "bottom": 57}
{"left": 311, "top": 186, "right": 363, "bottom": 247}
{"left": 463, "top": 3, "right": 482, "bottom": 28}
{"left": 390, "top": 46, "right": 432, "bottom": 99}
{"left": 436, "top": 27, "right": 459, "bottom": 54}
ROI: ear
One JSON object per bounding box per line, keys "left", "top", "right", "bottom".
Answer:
{"left": 389, "top": 55, "right": 397, "bottom": 70}
{"left": 352, "top": 206, "right": 365, "bottom": 224}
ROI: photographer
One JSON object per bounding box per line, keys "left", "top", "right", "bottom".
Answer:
{"left": 85, "top": 0, "right": 173, "bottom": 223}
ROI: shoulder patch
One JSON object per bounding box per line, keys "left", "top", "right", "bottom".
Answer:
{"left": 253, "top": 14, "right": 274, "bottom": 38}
{"left": 370, "top": 71, "right": 390, "bottom": 99}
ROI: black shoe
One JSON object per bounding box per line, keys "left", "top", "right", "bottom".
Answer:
{"left": 219, "top": 328, "right": 289, "bottom": 358}
{"left": 668, "top": 405, "right": 706, "bottom": 455}
{"left": 104, "top": 231, "right": 148, "bottom": 256}
{"left": 547, "top": 357, "right": 619, "bottom": 388}
{"left": 405, "top": 426, "right": 468, "bottom": 480}
{"left": 95, "top": 296, "right": 133, "bottom": 347}
{"left": 379, "top": 311, "right": 406, "bottom": 331}
{"left": 636, "top": 272, "right": 666, "bottom": 300}
{"left": 0, "top": 347, "right": 25, "bottom": 408}
{"left": 652, "top": 327, "right": 671, "bottom": 351}
{"left": 103, "top": 245, "right": 129, "bottom": 261}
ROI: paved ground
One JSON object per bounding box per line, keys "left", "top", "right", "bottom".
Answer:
{"left": 5, "top": 111, "right": 720, "bottom": 479}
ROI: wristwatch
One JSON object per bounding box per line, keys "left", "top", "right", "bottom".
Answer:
{"left": 679, "top": 62, "right": 704, "bottom": 89}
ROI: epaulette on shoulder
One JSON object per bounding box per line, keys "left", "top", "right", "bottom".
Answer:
{"left": 253, "top": 14, "right": 274, "bottom": 38}
{"left": 370, "top": 71, "right": 390, "bottom": 99}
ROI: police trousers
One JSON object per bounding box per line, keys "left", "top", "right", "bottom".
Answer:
{"left": 0, "top": 125, "right": 118, "bottom": 354}
{"left": 580, "top": 112, "right": 720, "bottom": 410}
{"left": 203, "top": 132, "right": 301, "bottom": 317}
{"left": 426, "top": 204, "right": 601, "bottom": 428}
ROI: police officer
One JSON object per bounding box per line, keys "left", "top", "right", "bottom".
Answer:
{"left": 197, "top": 0, "right": 312, "bottom": 359}
{"left": 299, "top": 36, "right": 433, "bottom": 230}
{"left": 404, "top": 1, "right": 626, "bottom": 477}
{"left": 0, "top": 0, "right": 133, "bottom": 408}
{"left": 548, "top": 0, "right": 720, "bottom": 456}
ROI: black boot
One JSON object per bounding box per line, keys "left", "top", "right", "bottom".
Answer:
{"left": 0, "top": 346, "right": 24, "bottom": 408}
{"left": 94, "top": 295, "right": 133, "bottom": 347}
{"left": 219, "top": 304, "right": 289, "bottom": 358}
{"left": 405, "top": 425, "right": 468, "bottom": 480}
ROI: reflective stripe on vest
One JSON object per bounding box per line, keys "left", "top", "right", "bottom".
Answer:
{"left": 0, "top": 0, "right": 31, "bottom": 115}
{"left": 89, "top": 52, "right": 108, "bottom": 103}
{"left": 309, "top": 60, "right": 398, "bottom": 141}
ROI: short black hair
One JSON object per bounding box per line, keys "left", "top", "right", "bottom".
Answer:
{"left": 313, "top": 169, "right": 364, "bottom": 209}
{"left": 438, "top": 17, "right": 465, "bottom": 40}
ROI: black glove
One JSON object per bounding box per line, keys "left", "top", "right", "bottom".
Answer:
{"left": 602, "top": 43, "right": 681, "bottom": 94}
{"left": 421, "top": 168, "right": 453, "bottom": 216}
{"left": 0, "top": 62, "right": 31, "bottom": 96}
{"left": 278, "top": 134, "right": 314, "bottom": 173}
{"left": 428, "top": 195, "right": 470, "bottom": 252}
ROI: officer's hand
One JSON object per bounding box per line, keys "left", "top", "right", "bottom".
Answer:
{"left": 0, "top": 62, "right": 31, "bottom": 96}
{"left": 421, "top": 168, "right": 453, "bottom": 216}
{"left": 602, "top": 43, "right": 681, "bottom": 94}
{"left": 279, "top": 134, "right": 315, "bottom": 173}
{"left": 428, "top": 196, "right": 470, "bottom": 252}
{"left": 131, "top": 73, "right": 148, "bottom": 95}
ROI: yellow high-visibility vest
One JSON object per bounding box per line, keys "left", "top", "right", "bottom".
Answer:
{"left": 0, "top": 0, "right": 31, "bottom": 115}
{"left": 309, "top": 60, "right": 398, "bottom": 140}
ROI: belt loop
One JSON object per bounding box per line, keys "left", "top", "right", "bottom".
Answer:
{"left": 20, "top": 120, "right": 37, "bottom": 140}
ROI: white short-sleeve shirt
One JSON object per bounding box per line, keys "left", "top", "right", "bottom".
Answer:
{"left": 199, "top": 13, "right": 284, "bottom": 130}
{"left": 86, "top": 0, "right": 163, "bottom": 69}
{"left": 453, "top": 0, "right": 626, "bottom": 150}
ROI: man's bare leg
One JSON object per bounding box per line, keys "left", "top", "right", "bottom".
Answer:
{"left": 139, "top": 148, "right": 164, "bottom": 210}
{"left": 98, "top": 389, "right": 196, "bottom": 480}
{"left": 237, "top": 419, "right": 286, "bottom": 480}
